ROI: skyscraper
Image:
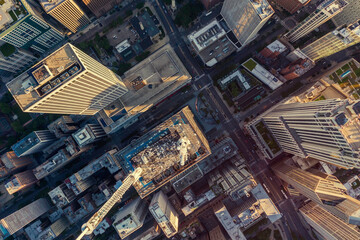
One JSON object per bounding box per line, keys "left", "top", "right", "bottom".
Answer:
{"left": 0, "top": 43, "right": 37, "bottom": 75}
{"left": 273, "top": 163, "right": 360, "bottom": 224}
{"left": 221, "top": 0, "right": 274, "bottom": 47}
{"left": 272, "top": 0, "right": 310, "bottom": 14}
{"left": 72, "top": 124, "right": 106, "bottom": 147}
{"left": 4, "top": 170, "right": 37, "bottom": 194}
{"left": 285, "top": 0, "right": 348, "bottom": 42}
{"left": 82, "top": 0, "right": 122, "bottom": 18}
{"left": 332, "top": 0, "right": 360, "bottom": 27}
{"left": 7, "top": 43, "right": 128, "bottom": 115}
{"left": 149, "top": 191, "right": 179, "bottom": 238}
{"left": 0, "top": 0, "right": 64, "bottom": 53}
{"left": 262, "top": 99, "right": 360, "bottom": 169}
{"left": 113, "top": 198, "right": 148, "bottom": 239}
{"left": 11, "top": 130, "right": 56, "bottom": 157}
{"left": 39, "top": 0, "right": 90, "bottom": 33}
{"left": 301, "top": 20, "right": 360, "bottom": 61}
{"left": 300, "top": 201, "right": 360, "bottom": 240}
{"left": 0, "top": 198, "right": 51, "bottom": 238}
{"left": 0, "top": 151, "right": 32, "bottom": 177}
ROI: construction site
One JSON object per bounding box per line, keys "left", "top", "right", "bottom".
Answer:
{"left": 115, "top": 106, "right": 211, "bottom": 198}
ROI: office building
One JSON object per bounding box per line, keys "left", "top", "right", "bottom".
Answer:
{"left": 96, "top": 43, "right": 191, "bottom": 134}
{"left": 39, "top": 0, "right": 90, "bottom": 33}
{"left": 48, "top": 183, "right": 77, "bottom": 208}
{"left": 0, "top": 0, "right": 64, "bottom": 53}
{"left": 11, "top": 130, "right": 56, "bottom": 157}
{"left": 4, "top": 170, "right": 37, "bottom": 194}
{"left": 200, "top": 0, "right": 222, "bottom": 9}
{"left": 272, "top": 0, "right": 310, "bottom": 14}
{"left": 149, "top": 191, "right": 179, "bottom": 238}
{"left": 0, "top": 198, "right": 51, "bottom": 238}
{"left": 301, "top": 20, "right": 360, "bottom": 61}
{"left": 187, "top": 20, "right": 236, "bottom": 67}
{"left": 261, "top": 99, "right": 360, "bottom": 169}
{"left": 7, "top": 43, "right": 128, "bottom": 115}
{"left": 33, "top": 136, "right": 87, "bottom": 179}
{"left": 221, "top": 0, "right": 274, "bottom": 47}
{"left": 280, "top": 58, "right": 315, "bottom": 80}
{"left": 38, "top": 217, "right": 69, "bottom": 240}
{"left": 0, "top": 151, "right": 32, "bottom": 178}
{"left": 47, "top": 116, "right": 78, "bottom": 138}
{"left": 207, "top": 159, "right": 256, "bottom": 201}
{"left": 0, "top": 43, "right": 37, "bottom": 75}
{"left": 273, "top": 163, "right": 360, "bottom": 224}
{"left": 82, "top": 0, "right": 122, "bottom": 18}
{"left": 300, "top": 201, "right": 360, "bottom": 240}
{"left": 115, "top": 106, "right": 211, "bottom": 198}
{"left": 285, "top": 0, "right": 347, "bottom": 42}
{"left": 333, "top": 0, "right": 360, "bottom": 27}
{"left": 65, "top": 149, "right": 119, "bottom": 195}
{"left": 113, "top": 198, "right": 148, "bottom": 239}
{"left": 72, "top": 124, "right": 106, "bottom": 147}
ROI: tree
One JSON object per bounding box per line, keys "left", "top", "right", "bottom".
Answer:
{"left": 136, "top": 2, "right": 145, "bottom": 9}
{"left": 0, "top": 102, "right": 11, "bottom": 114}
{"left": 11, "top": 121, "right": 24, "bottom": 133}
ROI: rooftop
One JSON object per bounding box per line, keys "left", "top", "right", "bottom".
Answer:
{"left": 6, "top": 44, "right": 83, "bottom": 112}
{"left": 97, "top": 44, "right": 191, "bottom": 133}
{"left": 48, "top": 183, "right": 75, "bottom": 208}
{"left": 39, "top": 0, "right": 65, "bottom": 13}
{"left": 265, "top": 40, "right": 287, "bottom": 54}
{"left": 0, "top": 0, "right": 28, "bottom": 34}
{"left": 249, "top": 0, "right": 274, "bottom": 19}
{"left": 242, "top": 58, "right": 283, "bottom": 90}
{"left": 72, "top": 125, "right": 96, "bottom": 147}
{"left": 11, "top": 131, "right": 40, "bottom": 156}
{"left": 214, "top": 203, "right": 246, "bottom": 240}
{"left": 317, "top": 0, "right": 347, "bottom": 14}
{"left": 115, "top": 106, "right": 210, "bottom": 198}
{"left": 188, "top": 20, "right": 226, "bottom": 52}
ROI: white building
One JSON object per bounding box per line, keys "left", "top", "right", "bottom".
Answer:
{"left": 113, "top": 198, "right": 148, "bottom": 239}
{"left": 149, "top": 191, "right": 179, "bottom": 238}
{"left": 72, "top": 124, "right": 106, "bottom": 147}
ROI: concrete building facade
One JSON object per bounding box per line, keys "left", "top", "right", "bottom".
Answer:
{"left": 332, "top": 0, "right": 360, "bottom": 27}
{"left": 0, "top": 151, "right": 32, "bottom": 178}
{"left": 273, "top": 163, "right": 360, "bottom": 225}
{"left": 300, "top": 201, "right": 360, "bottom": 240}
{"left": 149, "top": 191, "right": 179, "bottom": 238}
{"left": 301, "top": 20, "right": 360, "bottom": 61}
{"left": 82, "top": 0, "right": 122, "bottom": 18}
{"left": 7, "top": 43, "right": 128, "bottom": 115}
{"left": 0, "top": 0, "right": 64, "bottom": 53}
{"left": 262, "top": 99, "right": 360, "bottom": 169}
{"left": 285, "top": 0, "right": 347, "bottom": 42}
{"left": 11, "top": 130, "right": 56, "bottom": 157}
{"left": 0, "top": 44, "right": 37, "bottom": 75}
{"left": 39, "top": 0, "right": 90, "bottom": 33}
{"left": 4, "top": 170, "right": 37, "bottom": 194}
{"left": 272, "top": 0, "right": 310, "bottom": 14}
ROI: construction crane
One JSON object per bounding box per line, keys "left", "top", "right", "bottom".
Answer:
{"left": 76, "top": 168, "right": 142, "bottom": 240}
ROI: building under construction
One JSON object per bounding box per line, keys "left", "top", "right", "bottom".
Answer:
{"left": 115, "top": 106, "right": 211, "bottom": 198}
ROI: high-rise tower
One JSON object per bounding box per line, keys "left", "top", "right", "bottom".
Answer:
{"left": 0, "top": 0, "right": 64, "bottom": 53}
{"left": 285, "top": 0, "right": 348, "bottom": 42}
{"left": 300, "top": 201, "right": 360, "bottom": 240}
{"left": 0, "top": 43, "right": 37, "bottom": 75}
{"left": 301, "top": 20, "right": 360, "bottom": 61}
{"left": 82, "top": 0, "right": 122, "bottom": 18}
{"left": 7, "top": 43, "right": 128, "bottom": 115}
{"left": 0, "top": 151, "right": 32, "bottom": 177}
{"left": 273, "top": 163, "right": 360, "bottom": 225}
{"left": 332, "top": 0, "right": 360, "bottom": 27}
{"left": 221, "top": 0, "right": 274, "bottom": 47}
{"left": 39, "top": 0, "right": 90, "bottom": 33}
{"left": 262, "top": 99, "right": 360, "bottom": 169}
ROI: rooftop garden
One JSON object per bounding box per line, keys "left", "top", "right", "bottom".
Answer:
{"left": 255, "top": 121, "right": 281, "bottom": 154}
{"left": 329, "top": 60, "right": 360, "bottom": 99}
{"left": 0, "top": 43, "right": 16, "bottom": 57}
{"left": 243, "top": 59, "right": 257, "bottom": 71}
